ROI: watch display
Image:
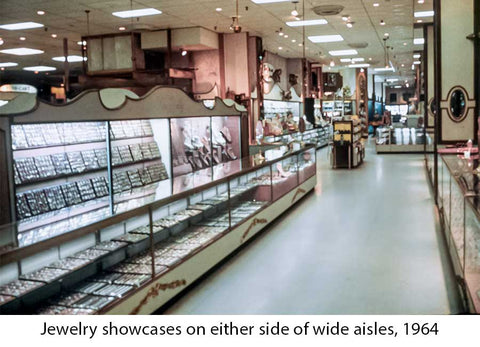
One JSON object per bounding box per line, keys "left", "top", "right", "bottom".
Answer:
{"left": 16, "top": 194, "right": 32, "bottom": 219}
{"left": 117, "top": 145, "right": 134, "bottom": 164}
{"left": 93, "top": 284, "right": 133, "bottom": 298}
{"left": 82, "top": 150, "right": 100, "bottom": 170}
{"left": 113, "top": 273, "right": 149, "bottom": 287}
{"left": 127, "top": 170, "right": 143, "bottom": 188}
{"left": 141, "top": 120, "right": 154, "bottom": 137}
{"left": 25, "top": 190, "right": 50, "bottom": 215}
{"left": 23, "top": 124, "right": 47, "bottom": 147}
{"left": 138, "top": 168, "right": 152, "bottom": 185}
{"left": 77, "top": 180, "right": 96, "bottom": 202}
{"left": 70, "top": 294, "right": 115, "bottom": 310}
{"left": 62, "top": 182, "right": 82, "bottom": 206}
{"left": 44, "top": 186, "right": 67, "bottom": 211}
{"left": 91, "top": 177, "right": 109, "bottom": 198}
{"left": 51, "top": 153, "right": 72, "bottom": 176}
{"left": 34, "top": 155, "right": 57, "bottom": 179}
{"left": 67, "top": 151, "right": 86, "bottom": 174}
{"left": 113, "top": 171, "right": 131, "bottom": 193}
{"left": 11, "top": 125, "right": 28, "bottom": 150}
{"left": 94, "top": 149, "right": 108, "bottom": 168}
{"left": 129, "top": 144, "right": 144, "bottom": 162}
{"left": 15, "top": 157, "right": 40, "bottom": 182}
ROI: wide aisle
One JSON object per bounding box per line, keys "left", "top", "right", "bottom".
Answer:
{"left": 164, "top": 142, "right": 463, "bottom": 314}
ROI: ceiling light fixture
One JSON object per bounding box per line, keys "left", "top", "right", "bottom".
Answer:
{"left": 418, "top": 0, "right": 425, "bottom": 4}
{"left": 23, "top": 65, "right": 56, "bottom": 72}
{"left": 52, "top": 55, "right": 86, "bottom": 62}
{"left": 413, "top": 61, "right": 421, "bottom": 65}
{"left": 278, "top": 27, "right": 284, "bottom": 36}
{"left": 349, "top": 63, "right": 370, "bottom": 68}
{"left": 346, "top": 22, "right": 354, "bottom": 28}
{"left": 0, "top": 22, "right": 44, "bottom": 30}
{"left": 386, "top": 78, "right": 398, "bottom": 82}
{"left": 230, "top": 0, "right": 242, "bottom": 33}
{"left": 181, "top": 50, "right": 187, "bottom": 56}
{"left": 414, "top": 11, "right": 434, "bottom": 17}
{"left": 51, "top": 34, "right": 57, "bottom": 38}
{"left": 0, "top": 47, "right": 44, "bottom": 55}
{"left": 0, "top": 62, "right": 18, "bottom": 67}
{"left": 379, "top": 19, "right": 385, "bottom": 26}
{"left": 292, "top": 39, "right": 296, "bottom": 43}
{"left": 216, "top": 8, "right": 222, "bottom": 12}
{"left": 329, "top": 49, "right": 358, "bottom": 56}
{"left": 340, "top": 58, "right": 352, "bottom": 63}
{"left": 118, "top": 26, "right": 126, "bottom": 31}
{"left": 401, "top": 63, "right": 405, "bottom": 67}
{"left": 414, "top": 38, "right": 425, "bottom": 44}
{"left": 330, "top": 60, "right": 335, "bottom": 67}
{"left": 77, "top": 40, "right": 87, "bottom": 46}
{"left": 284, "top": 34, "right": 288, "bottom": 38}
{"left": 251, "top": 0, "right": 291, "bottom": 3}
{"left": 0, "top": 38, "right": 3, "bottom": 45}
{"left": 19, "top": 37, "right": 26, "bottom": 41}
{"left": 413, "top": 53, "right": 421, "bottom": 58}
{"left": 373, "top": 3, "right": 380, "bottom": 7}
{"left": 112, "top": 8, "right": 162, "bottom": 18}
{"left": 286, "top": 19, "right": 328, "bottom": 27}
{"left": 417, "top": 19, "right": 423, "bottom": 23}
{"left": 37, "top": 10, "right": 45, "bottom": 15}
{"left": 279, "top": 46, "right": 283, "bottom": 50}
{"left": 291, "top": 1, "right": 299, "bottom": 16}
{"left": 403, "top": 42, "right": 407, "bottom": 46}
{"left": 352, "top": 58, "right": 365, "bottom": 62}
{"left": 342, "top": 15, "right": 350, "bottom": 21}
{"left": 308, "top": 34, "right": 343, "bottom": 43}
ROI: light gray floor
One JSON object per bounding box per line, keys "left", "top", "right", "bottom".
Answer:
{"left": 164, "top": 141, "right": 463, "bottom": 314}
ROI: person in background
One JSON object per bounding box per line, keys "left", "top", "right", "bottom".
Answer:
{"left": 371, "top": 112, "right": 382, "bottom": 137}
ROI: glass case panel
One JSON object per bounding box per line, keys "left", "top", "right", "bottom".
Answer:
{"left": 272, "top": 155, "right": 299, "bottom": 201}
{"left": 110, "top": 119, "right": 171, "bottom": 212}
{"left": 11, "top": 122, "right": 112, "bottom": 246}
{"left": 450, "top": 181, "right": 465, "bottom": 268}
{"left": 298, "top": 147, "right": 316, "bottom": 184}
{"left": 227, "top": 166, "right": 272, "bottom": 229}
{"left": 465, "top": 198, "right": 480, "bottom": 312}
{"left": 442, "top": 158, "right": 451, "bottom": 225}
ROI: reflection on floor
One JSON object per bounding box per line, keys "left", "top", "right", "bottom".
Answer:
{"left": 163, "top": 140, "right": 463, "bottom": 314}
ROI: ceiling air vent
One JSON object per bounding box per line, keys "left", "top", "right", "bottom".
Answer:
{"left": 312, "top": 5, "right": 344, "bottom": 16}
{"left": 348, "top": 42, "right": 369, "bottom": 49}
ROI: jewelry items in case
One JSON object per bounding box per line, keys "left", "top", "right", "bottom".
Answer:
{"left": 0, "top": 280, "right": 45, "bottom": 297}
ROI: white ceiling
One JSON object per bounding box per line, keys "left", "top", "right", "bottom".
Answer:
{"left": 0, "top": 0, "right": 432, "bottom": 80}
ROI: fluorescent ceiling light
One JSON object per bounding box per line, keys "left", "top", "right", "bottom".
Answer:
{"left": 0, "top": 101, "right": 8, "bottom": 107}
{"left": 413, "top": 61, "right": 421, "bottom": 65}
{"left": 0, "top": 47, "right": 44, "bottom": 55}
{"left": 414, "top": 38, "right": 425, "bottom": 45}
{"left": 112, "top": 8, "right": 162, "bottom": 18}
{"left": 413, "top": 53, "right": 421, "bottom": 59}
{"left": 375, "top": 67, "right": 395, "bottom": 72}
{"left": 286, "top": 19, "right": 328, "bottom": 27}
{"left": 340, "top": 58, "right": 352, "bottom": 63}
{"left": 52, "top": 55, "right": 86, "bottom": 62}
{"left": 23, "top": 66, "right": 56, "bottom": 71}
{"left": 386, "top": 78, "right": 398, "bottom": 82}
{"left": 394, "top": 86, "right": 402, "bottom": 89}
{"left": 414, "top": 11, "right": 434, "bottom": 17}
{"left": 308, "top": 34, "right": 343, "bottom": 43}
{"left": 349, "top": 63, "right": 370, "bottom": 68}
{"left": 351, "top": 58, "right": 365, "bottom": 62}
{"left": 0, "top": 62, "right": 18, "bottom": 67}
{"left": 251, "top": 0, "right": 291, "bottom": 3}
{"left": 329, "top": 49, "right": 357, "bottom": 56}
{"left": 0, "top": 22, "right": 44, "bottom": 30}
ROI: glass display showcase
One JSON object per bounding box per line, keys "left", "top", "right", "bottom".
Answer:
{"left": 376, "top": 127, "right": 434, "bottom": 153}
{"left": 261, "top": 127, "right": 332, "bottom": 149}
{"left": 436, "top": 154, "right": 480, "bottom": 313}
{"left": 0, "top": 145, "right": 316, "bottom": 314}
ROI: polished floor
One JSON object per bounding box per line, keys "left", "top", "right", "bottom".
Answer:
{"left": 164, "top": 141, "right": 463, "bottom": 314}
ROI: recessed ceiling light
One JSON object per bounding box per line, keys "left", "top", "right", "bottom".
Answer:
{"left": 112, "top": 8, "right": 162, "bottom": 18}
{"left": 216, "top": 8, "right": 222, "bottom": 12}
{"left": 77, "top": 40, "right": 87, "bottom": 46}
{"left": 292, "top": 39, "right": 296, "bottom": 43}
{"left": 403, "top": 42, "right": 407, "bottom": 46}
{"left": 329, "top": 49, "right": 358, "bottom": 56}
{"left": 340, "top": 58, "right": 352, "bottom": 63}
{"left": 373, "top": 3, "right": 380, "bottom": 7}
{"left": 330, "top": 60, "right": 335, "bottom": 67}
{"left": 279, "top": 47, "right": 283, "bottom": 50}
{"left": 379, "top": 20, "right": 385, "bottom": 26}
{"left": 386, "top": 79, "right": 398, "bottom": 82}
{"left": 352, "top": 57, "right": 365, "bottom": 62}
{"left": 23, "top": 65, "right": 56, "bottom": 71}
{"left": 369, "top": 57, "right": 372, "bottom": 61}
{"left": 417, "top": 19, "right": 423, "bottom": 23}
{"left": 284, "top": 34, "right": 288, "bottom": 38}
{"left": 0, "top": 62, "right": 18, "bottom": 67}
{"left": 0, "top": 47, "right": 44, "bottom": 55}
{"left": 401, "top": 63, "right": 405, "bottom": 67}
{"left": 119, "top": 26, "right": 126, "bottom": 31}
{"left": 52, "top": 55, "right": 86, "bottom": 62}
{"left": 413, "top": 61, "right": 421, "bottom": 65}
{"left": 298, "top": 43, "right": 302, "bottom": 46}
{"left": 413, "top": 53, "right": 421, "bottom": 58}
{"left": 308, "top": 34, "right": 343, "bottom": 43}
{"left": 0, "top": 38, "right": 3, "bottom": 45}
{"left": 181, "top": 50, "right": 187, "bottom": 56}
{"left": 51, "top": 34, "right": 57, "bottom": 38}
{"left": 414, "top": 11, "right": 434, "bottom": 17}
{"left": 19, "top": 37, "right": 26, "bottom": 41}
{"left": 414, "top": 38, "right": 425, "bottom": 44}
{"left": 291, "top": 9, "right": 299, "bottom": 16}
{"left": 418, "top": 0, "right": 425, "bottom": 4}
{"left": 0, "top": 22, "right": 44, "bottom": 30}
{"left": 349, "top": 63, "right": 370, "bottom": 68}
{"left": 346, "top": 22, "right": 354, "bottom": 28}
{"left": 394, "top": 86, "right": 402, "bottom": 89}
{"left": 251, "top": 0, "right": 291, "bottom": 3}
{"left": 37, "top": 10, "right": 45, "bottom": 15}
{"left": 286, "top": 19, "right": 328, "bottom": 27}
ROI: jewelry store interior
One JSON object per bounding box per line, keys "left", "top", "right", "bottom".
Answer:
{"left": 0, "top": 0, "right": 479, "bottom": 315}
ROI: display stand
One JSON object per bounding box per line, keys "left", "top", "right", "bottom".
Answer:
{"left": 331, "top": 120, "right": 364, "bottom": 169}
